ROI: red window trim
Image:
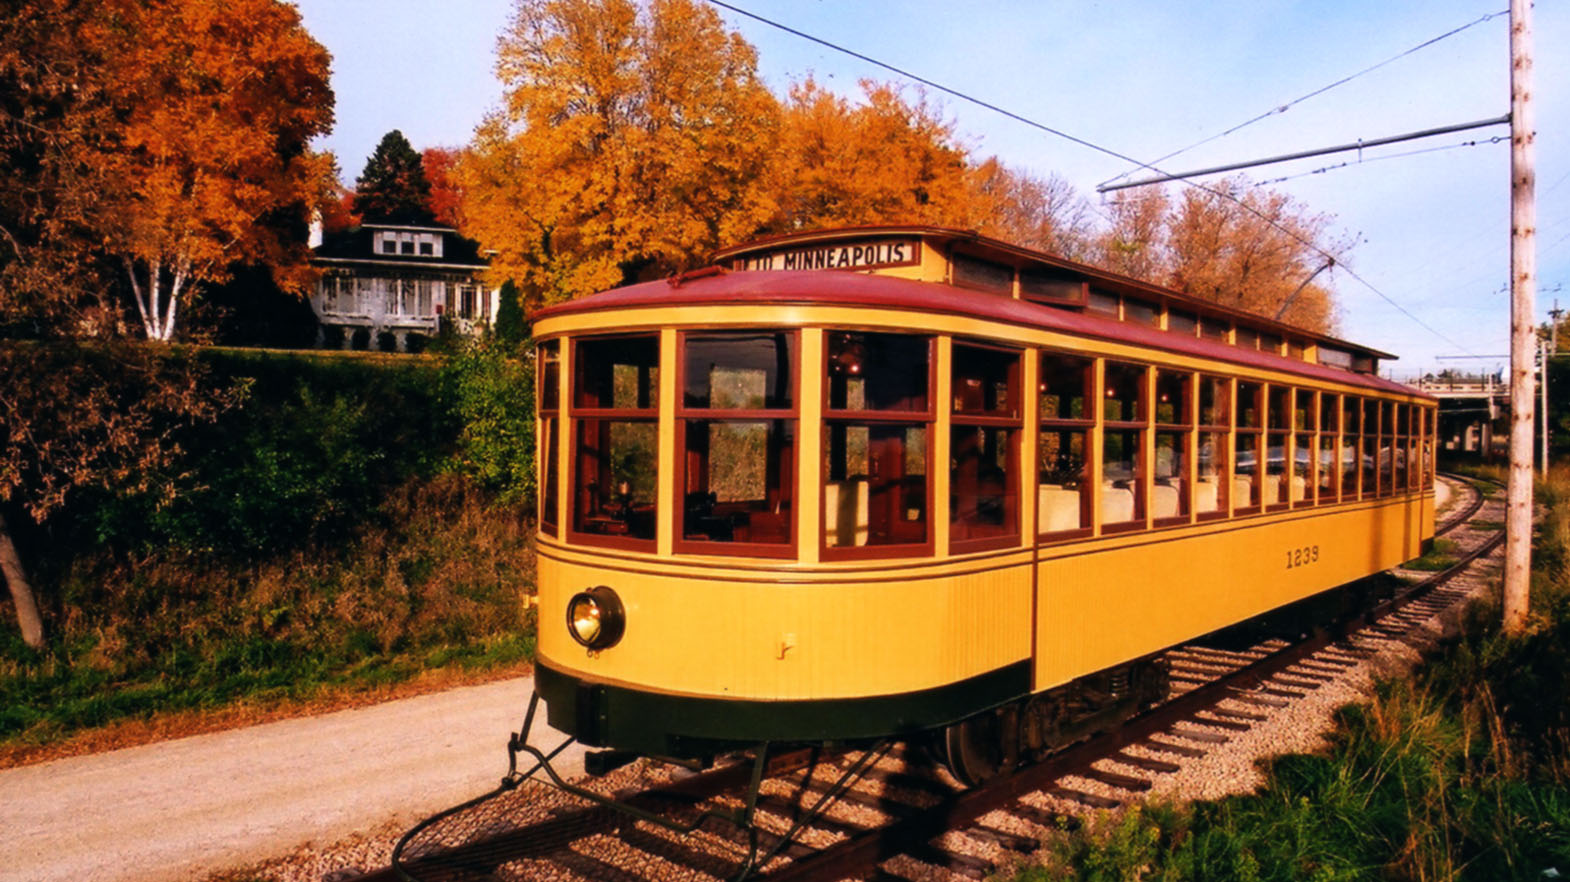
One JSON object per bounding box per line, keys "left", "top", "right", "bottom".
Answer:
{"left": 822, "top": 332, "right": 937, "bottom": 562}
{"left": 674, "top": 329, "right": 800, "bottom": 559}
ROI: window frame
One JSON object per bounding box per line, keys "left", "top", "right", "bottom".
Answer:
{"left": 1100, "top": 360, "right": 1149, "bottom": 534}
{"left": 674, "top": 330, "right": 801, "bottom": 559}
{"left": 537, "top": 338, "right": 561, "bottom": 538}
{"left": 1037, "top": 350, "right": 1096, "bottom": 542}
{"left": 821, "top": 331, "right": 937, "bottom": 561}
{"left": 567, "top": 333, "right": 662, "bottom": 552}
{"left": 950, "top": 339, "right": 1024, "bottom": 553}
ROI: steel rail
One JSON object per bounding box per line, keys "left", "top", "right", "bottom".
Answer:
{"left": 760, "top": 487, "right": 1503, "bottom": 881}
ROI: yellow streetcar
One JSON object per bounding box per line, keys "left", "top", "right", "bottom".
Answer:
{"left": 529, "top": 225, "right": 1435, "bottom": 784}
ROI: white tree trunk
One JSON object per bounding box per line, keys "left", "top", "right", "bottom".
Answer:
{"left": 0, "top": 512, "right": 45, "bottom": 650}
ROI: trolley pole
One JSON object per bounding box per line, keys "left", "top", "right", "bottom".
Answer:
{"left": 1504, "top": 0, "right": 1536, "bottom": 633}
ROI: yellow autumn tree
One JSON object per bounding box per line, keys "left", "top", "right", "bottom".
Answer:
{"left": 461, "top": 0, "right": 779, "bottom": 309}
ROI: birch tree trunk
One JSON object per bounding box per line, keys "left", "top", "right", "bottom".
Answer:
{"left": 0, "top": 512, "right": 45, "bottom": 650}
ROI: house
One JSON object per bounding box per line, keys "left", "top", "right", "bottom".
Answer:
{"left": 308, "top": 222, "right": 499, "bottom": 350}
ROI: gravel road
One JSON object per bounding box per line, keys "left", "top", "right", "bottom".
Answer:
{"left": 0, "top": 674, "right": 584, "bottom": 882}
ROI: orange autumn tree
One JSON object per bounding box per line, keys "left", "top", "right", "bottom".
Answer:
{"left": 770, "top": 79, "right": 977, "bottom": 231}
{"left": 1166, "top": 176, "right": 1342, "bottom": 333}
{"left": 965, "top": 158, "right": 1097, "bottom": 262}
{"left": 423, "top": 147, "right": 467, "bottom": 229}
{"left": 96, "top": 0, "right": 335, "bottom": 341}
{"left": 462, "top": 0, "right": 779, "bottom": 309}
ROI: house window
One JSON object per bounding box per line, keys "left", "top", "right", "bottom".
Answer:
{"left": 419, "top": 241, "right": 434, "bottom": 256}
{"left": 823, "top": 332, "right": 932, "bottom": 555}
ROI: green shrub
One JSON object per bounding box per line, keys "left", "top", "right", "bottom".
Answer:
{"left": 439, "top": 335, "right": 535, "bottom": 506}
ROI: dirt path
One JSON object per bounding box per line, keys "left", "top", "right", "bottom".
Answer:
{"left": 0, "top": 674, "right": 585, "bottom": 882}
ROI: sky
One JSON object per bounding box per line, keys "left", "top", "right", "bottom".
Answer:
{"left": 292, "top": 0, "right": 1570, "bottom": 379}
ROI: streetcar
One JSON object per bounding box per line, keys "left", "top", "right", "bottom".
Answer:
{"left": 528, "top": 225, "right": 1436, "bottom": 785}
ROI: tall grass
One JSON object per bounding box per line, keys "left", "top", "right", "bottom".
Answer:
{"left": 0, "top": 474, "right": 536, "bottom": 752}
{"left": 1006, "top": 472, "right": 1570, "bottom": 881}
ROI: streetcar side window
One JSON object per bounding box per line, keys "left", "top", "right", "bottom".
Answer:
{"left": 1235, "top": 381, "right": 1263, "bottom": 512}
{"left": 538, "top": 339, "right": 560, "bottom": 537}
{"left": 1319, "top": 393, "right": 1340, "bottom": 504}
{"left": 1101, "top": 361, "right": 1147, "bottom": 530}
{"left": 1196, "top": 375, "right": 1230, "bottom": 519}
{"left": 951, "top": 342, "right": 1022, "bottom": 550}
{"left": 1293, "top": 389, "right": 1314, "bottom": 506}
{"left": 1154, "top": 370, "right": 1192, "bottom": 525}
{"left": 1341, "top": 396, "right": 1361, "bottom": 497}
{"left": 824, "top": 332, "right": 932, "bottom": 555}
{"left": 571, "top": 335, "right": 659, "bottom": 546}
{"left": 1039, "top": 353, "right": 1093, "bottom": 538}
{"left": 1264, "top": 386, "right": 1292, "bottom": 510}
{"left": 678, "top": 332, "right": 796, "bottom": 554}
{"left": 1361, "top": 399, "right": 1379, "bottom": 499}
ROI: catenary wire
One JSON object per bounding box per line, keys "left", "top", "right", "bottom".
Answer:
{"left": 1098, "top": 10, "right": 1510, "bottom": 188}
{"left": 1252, "top": 136, "right": 1508, "bottom": 188}
{"left": 703, "top": 0, "right": 1479, "bottom": 354}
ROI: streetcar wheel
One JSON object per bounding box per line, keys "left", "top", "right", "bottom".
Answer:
{"left": 941, "top": 710, "right": 1010, "bottom": 787}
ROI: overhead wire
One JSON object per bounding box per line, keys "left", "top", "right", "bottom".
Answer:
{"left": 703, "top": 0, "right": 1479, "bottom": 354}
{"left": 1098, "top": 9, "right": 1510, "bottom": 188}
{"left": 1252, "top": 135, "right": 1508, "bottom": 187}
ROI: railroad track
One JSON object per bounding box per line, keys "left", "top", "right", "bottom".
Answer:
{"left": 358, "top": 475, "right": 1501, "bottom": 882}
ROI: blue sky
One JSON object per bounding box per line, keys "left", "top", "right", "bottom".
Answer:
{"left": 292, "top": 0, "right": 1569, "bottom": 378}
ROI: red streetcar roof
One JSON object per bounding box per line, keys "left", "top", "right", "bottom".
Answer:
{"left": 533, "top": 270, "right": 1428, "bottom": 400}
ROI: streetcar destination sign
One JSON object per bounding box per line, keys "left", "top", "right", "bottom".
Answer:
{"left": 733, "top": 238, "right": 918, "bottom": 272}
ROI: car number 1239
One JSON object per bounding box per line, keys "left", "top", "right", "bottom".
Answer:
{"left": 1286, "top": 544, "right": 1320, "bottom": 569}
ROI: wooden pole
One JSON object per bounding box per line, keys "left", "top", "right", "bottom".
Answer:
{"left": 1505, "top": 0, "right": 1536, "bottom": 633}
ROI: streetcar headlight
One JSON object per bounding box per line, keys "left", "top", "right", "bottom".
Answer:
{"left": 566, "top": 585, "right": 625, "bottom": 650}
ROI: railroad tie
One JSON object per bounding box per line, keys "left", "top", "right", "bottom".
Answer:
{"left": 1008, "top": 801, "right": 1076, "bottom": 830}
{"left": 1190, "top": 713, "right": 1251, "bottom": 732}
{"left": 1169, "top": 725, "right": 1231, "bottom": 744}
{"left": 1228, "top": 690, "right": 1290, "bottom": 708}
{"left": 1207, "top": 706, "right": 1267, "bottom": 722}
{"left": 1084, "top": 766, "right": 1154, "bottom": 792}
{"left": 1142, "top": 737, "right": 1208, "bottom": 758}
{"left": 964, "top": 823, "right": 1041, "bottom": 852}
{"left": 906, "top": 842, "right": 995, "bottom": 880}
{"left": 1047, "top": 785, "right": 1123, "bottom": 810}
{"left": 1112, "top": 750, "right": 1181, "bottom": 773}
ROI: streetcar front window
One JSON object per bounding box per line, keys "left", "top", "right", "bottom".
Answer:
{"left": 678, "top": 331, "right": 796, "bottom": 553}
{"left": 824, "top": 332, "right": 932, "bottom": 554}
{"left": 571, "top": 335, "right": 660, "bottom": 546}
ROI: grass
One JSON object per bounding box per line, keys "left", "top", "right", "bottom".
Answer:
{"left": 1002, "top": 469, "right": 1570, "bottom": 882}
{"left": 0, "top": 474, "right": 537, "bottom": 761}
{"left": 1403, "top": 537, "right": 1461, "bottom": 572}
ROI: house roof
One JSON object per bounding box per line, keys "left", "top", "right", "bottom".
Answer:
{"left": 311, "top": 224, "right": 490, "bottom": 270}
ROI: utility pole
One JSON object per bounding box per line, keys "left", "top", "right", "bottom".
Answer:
{"left": 1504, "top": 0, "right": 1536, "bottom": 634}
